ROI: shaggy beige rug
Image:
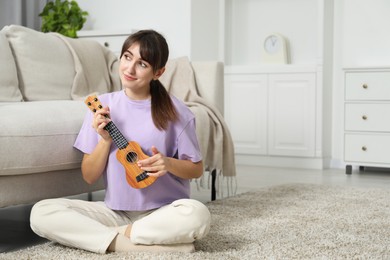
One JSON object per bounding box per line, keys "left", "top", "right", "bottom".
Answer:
{"left": 1, "top": 183, "right": 390, "bottom": 259}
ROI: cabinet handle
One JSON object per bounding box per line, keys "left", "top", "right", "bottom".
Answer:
{"left": 104, "top": 42, "right": 110, "bottom": 48}
{"left": 362, "top": 84, "right": 368, "bottom": 89}
{"left": 361, "top": 146, "right": 367, "bottom": 151}
{"left": 362, "top": 115, "right": 367, "bottom": 120}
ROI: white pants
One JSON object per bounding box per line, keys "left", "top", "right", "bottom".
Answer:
{"left": 30, "top": 198, "right": 211, "bottom": 254}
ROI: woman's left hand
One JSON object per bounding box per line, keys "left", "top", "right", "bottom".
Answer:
{"left": 137, "top": 146, "right": 170, "bottom": 178}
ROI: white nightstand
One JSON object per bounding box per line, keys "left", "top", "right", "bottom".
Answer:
{"left": 78, "top": 30, "right": 133, "bottom": 56}
{"left": 344, "top": 67, "right": 390, "bottom": 174}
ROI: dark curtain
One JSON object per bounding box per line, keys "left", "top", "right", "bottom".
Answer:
{"left": 0, "top": 0, "right": 47, "bottom": 30}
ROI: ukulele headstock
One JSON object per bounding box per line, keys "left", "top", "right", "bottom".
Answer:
{"left": 85, "top": 95, "right": 103, "bottom": 114}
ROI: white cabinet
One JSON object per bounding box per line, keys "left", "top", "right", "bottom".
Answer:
{"left": 225, "top": 73, "right": 268, "bottom": 155}
{"left": 225, "top": 66, "right": 320, "bottom": 167}
{"left": 268, "top": 73, "right": 316, "bottom": 157}
{"left": 344, "top": 68, "right": 390, "bottom": 174}
{"left": 78, "top": 30, "right": 131, "bottom": 56}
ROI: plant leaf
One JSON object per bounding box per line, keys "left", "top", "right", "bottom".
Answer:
{"left": 39, "top": 0, "right": 88, "bottom": 38}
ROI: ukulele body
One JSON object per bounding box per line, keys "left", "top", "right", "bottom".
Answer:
{"left": 115, "top": 141, "right": 157, "bottom": 189}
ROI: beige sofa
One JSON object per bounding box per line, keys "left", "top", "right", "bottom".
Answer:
{"left": 0, "top": 25, "right": 227, "bottom": 208}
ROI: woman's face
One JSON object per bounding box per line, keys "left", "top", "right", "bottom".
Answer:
{"left": 119, "top": 43, "right": 163, "bottom": 100}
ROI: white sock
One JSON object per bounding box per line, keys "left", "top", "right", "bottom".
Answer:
{"left": 108, "top": 233, "right": 195, "bottom": 253}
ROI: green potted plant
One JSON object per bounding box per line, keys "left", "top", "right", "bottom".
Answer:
{"left": 39, "top": 0, "right": 88, "bottom": 38}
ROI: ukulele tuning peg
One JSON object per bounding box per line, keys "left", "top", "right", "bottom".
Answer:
{"left": 87, "top": 102, "right": 92, "bottom": 106}
{"left": 92, "top": 109, "right": 97, "bottom": 112}
{"left": 98, "top": 105, "right": 103, "bottom": 109}
{"left": 94, "top": 98, "right": 98, "bottom": 101}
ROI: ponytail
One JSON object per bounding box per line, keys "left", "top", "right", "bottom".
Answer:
{"left": 150, "top": 80, "right": 177, "bottom": 130}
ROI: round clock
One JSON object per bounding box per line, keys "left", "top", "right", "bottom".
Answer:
{"left": 262, "top": 33, "right": 289, "bottom": 64}
{"left": 264, "top": 34, "right": 282, "bottom": 54}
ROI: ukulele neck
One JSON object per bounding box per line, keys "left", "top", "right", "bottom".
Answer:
{"left": 104, "top": 121, "right": 128, "bottom": 150}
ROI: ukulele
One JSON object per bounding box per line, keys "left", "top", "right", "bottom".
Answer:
{"left": 84, "top": 95, "right": 157, "bottom": 189}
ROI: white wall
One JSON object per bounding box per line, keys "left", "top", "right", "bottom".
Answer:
{"left": 341, "top": 0, "right": 390, "bottom": 67}
{"left": 225, "top": 0, "right": 319, "bottom": 66}
{"left": 190, "top": 0, "right": 222, "bottom": 61}
{"left": 77, "top": 0, "right": 192, "bottom": 59}
{"left": 331, "top": 0, "right": 390, "bottom": 168}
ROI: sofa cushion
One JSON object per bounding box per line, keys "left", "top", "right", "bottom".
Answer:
{"left": 56, "top": 35, "right": 122, "bottom": 100}
{"left": 0, "top": 32, "right": 23, "bottom": 102}
{"left": 2, "top": 25, "right": 75, "bottom": 101}
{"left": 0, "top": 101, "right": 88, "bottom": 176}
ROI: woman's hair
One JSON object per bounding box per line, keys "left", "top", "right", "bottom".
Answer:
{"left": 120, "top": 30, "right": 177, "bottom": 130}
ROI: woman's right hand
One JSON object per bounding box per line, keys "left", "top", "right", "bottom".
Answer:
{"left": 92, "top": 107, "right": 112, "bottom": 140}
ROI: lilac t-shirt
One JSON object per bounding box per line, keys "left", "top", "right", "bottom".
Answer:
{"left": 74, "top": 90, "right": 202, "bottom": 211}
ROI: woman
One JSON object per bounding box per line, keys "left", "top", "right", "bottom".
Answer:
{"left": 30, "top": 30, "right": 211, "bottom": 254}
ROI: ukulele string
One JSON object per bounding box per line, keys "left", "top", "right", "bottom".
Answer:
{"left": 107, "top": 123, "right": 141, "bottom": 166}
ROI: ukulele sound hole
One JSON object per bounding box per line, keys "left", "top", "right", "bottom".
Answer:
{"left": 126, "top": 152, "right": 138, "bottom": 163}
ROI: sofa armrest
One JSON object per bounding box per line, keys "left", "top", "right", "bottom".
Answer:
{"left": 191, "top": 61, "right": 224, "bottom": 116}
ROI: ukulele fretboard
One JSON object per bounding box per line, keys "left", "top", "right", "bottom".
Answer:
{"left": 104, "top": 121, "right": 128, "bottom": 150}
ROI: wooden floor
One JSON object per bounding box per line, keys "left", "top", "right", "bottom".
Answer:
{"left": 1, "top": 165, "right": 389, "bottom": 253}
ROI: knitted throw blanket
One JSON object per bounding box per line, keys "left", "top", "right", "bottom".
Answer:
{"left": 160, "top": 57, "right": 237, "bottom": 196}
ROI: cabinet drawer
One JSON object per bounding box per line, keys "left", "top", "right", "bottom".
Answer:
{"left": 345, "top": 71, "right": 390, "bottom": 101}
{"left": 88, "top": 35, "right": 126, "bottom": 55}
{"left": 345, "top": 103, "right": 390, "bottom": 131}
{"left": 80, "top": 35, "right": 128, "bottom": 56}
{"left": 345, "top": 134, "right": 390, "bottom": 164}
